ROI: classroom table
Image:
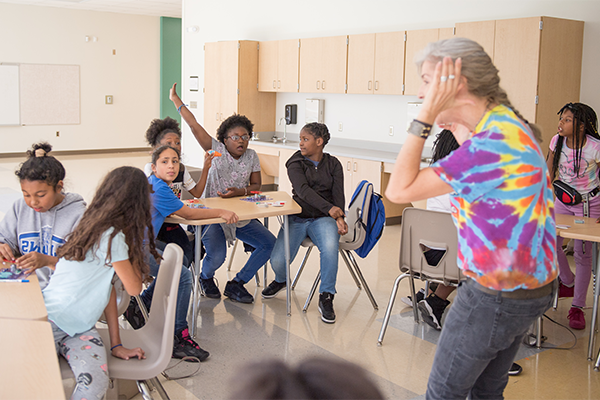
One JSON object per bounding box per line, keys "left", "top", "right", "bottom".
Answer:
{"left": 0, "top": 273, "right": 48, "bottom": 321}
{"left": 166, "top": 191, "right": 302, "bottom": 337}
{"left": 554, "top": 213, "right": 600, "bottom": 361}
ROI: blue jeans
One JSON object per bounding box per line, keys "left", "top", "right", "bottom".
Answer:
{"left": 271, "top": 216, "right": 340, "bottom": 294}
{"left": 200, "top": 219, "right": 275, "bottom": 283}
{"left": 426, "top": 279, "right": 554, "bottom": 399}
{"left": 140, "top": 245, "right": 192, "bottom": 332}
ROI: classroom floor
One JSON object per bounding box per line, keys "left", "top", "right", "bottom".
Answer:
{"left": 2, "top": 152, "right": 600, "bottom": 399}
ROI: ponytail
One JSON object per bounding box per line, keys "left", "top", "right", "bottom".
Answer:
{"left": 16, "top": 142, "right": 65, "bottom": 189}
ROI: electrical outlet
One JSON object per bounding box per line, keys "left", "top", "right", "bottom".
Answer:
{"left": 56, "top": 131, "right": 60, "bottom": 137}
{"left": 389, "top": 126, "right": 394, "bottom": 136}
{"left": 190, "top": 101, "right": 197, "bottom": 109}
{"left": 105, "top": 95, "right": 113, "bottom": 105}
{"left": 338, "top": 122, "right": 343, "bottom": 132}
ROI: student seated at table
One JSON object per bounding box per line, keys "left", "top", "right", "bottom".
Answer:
{"left": 0, "top": 142, "right": 86, "bottom": 289}
{"left": 44, "top": 166, "right": 150, "bottom": 400}
{"left": 126, "top": 145, "right": 238, "bottom": 361}
{"left": 262, "top": 123, "right": 347, "bottom": 324}
{"left": 142, "top": 116, "right": 215, "bottom": 267}
{"left": 170, "top": 83, "right": 276, "bottom": 304}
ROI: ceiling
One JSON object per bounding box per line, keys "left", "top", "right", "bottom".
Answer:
{"left": 0, "top": 0, "right": 181, "bottom": 18}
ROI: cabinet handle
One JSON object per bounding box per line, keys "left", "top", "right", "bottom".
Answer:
{"left": 353, "top": 162, "right": 357, "bottom": 172}
{"left": 273, "top": 80, "right": 276, "bottom": 89}
{"left": 220, "top": 113, "right": 223, "bottom": 120}
{"left": 215, "top": 113, "right": 219, "bottom": 121}
{"left": 375, "top": 81, "right": 379, "bottom": 91}
{"left": 278, "top": 80, "right": 281, "bottom": 88}
{"left": 368, "top": 81, "right": 372, "bottom": 90}
{"left": 346, "top": 161, "right": 351, "bottom": 171}
{"left": 322, "top": 80, "right": 326, "bottom": 90}
{"left": 316, "top": 81, "right": 320, "bottom": 90}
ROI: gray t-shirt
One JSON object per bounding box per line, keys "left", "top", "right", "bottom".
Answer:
{"left": 203, "top": 138, "right": 261, "bottom": 199}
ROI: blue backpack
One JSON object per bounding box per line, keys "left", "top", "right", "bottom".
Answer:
{"left": 349, "top": 180, "right": 386, "bottom": 258}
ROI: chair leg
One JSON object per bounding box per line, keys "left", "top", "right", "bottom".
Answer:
{"left": 408, "top": 275, "right": 419, "bottom": 323}
{"left": 137, "top": 380, "right": 154, "bottom": 400}
{"left": 227, "top": 239, "right": 239, "bottom": 271}
{"left": 150, "top": 377, "right": 170, "bottom": 400}
{"left": 535, "top": 316, "right": 543, "bottom": 350}
{"left": 254, "top": 271, "right": 260, "bottom": 286}
{"left": 378, "top": 273, "right": 410, "bottom": 345}
{"left": 292, "top": 246, "right": 313, "bottom": 290}
{"left": 340, "top": 249, "right": 361, "bottom": 290}
{"left": 342, "top": 250, "right": 378, "bottom": 310}
{"left": 303, "top": 271, "right": 321, "bottom": 312}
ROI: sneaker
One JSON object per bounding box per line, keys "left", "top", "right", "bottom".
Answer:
{"left": 318, "top": 292, "right": 336, "bottom": 323}
{"left": 123, "top": 297, "right": 146, "bottom": 330}
{"left": 558, "top": 281, "right": 574, "bottom": 298}
{"left": 224, "top": 280, "right": 254, "bottom": 303}
{"left": 568, "top": 306, "right": 586, "bottom": 330}
{"left": 200, "top": 277, "right": 221, "bottom": 299}
{"left": 261, "top": 280, "right": 287, "bottom": 299}
{"left": 508, "top": 363, "right": 523, "bottom": 376}
{"left": 173, "top": 327, "right": 210, "bottom": 362}
{"left": 418, "top": 294, "right": 450, "bottom": 331}
{"left": 401, "top": 288, "right": 425, "bottom": 308}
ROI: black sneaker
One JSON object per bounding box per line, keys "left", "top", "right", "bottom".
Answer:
{"left": 224, "top": 280, "right": 254, "bottom": 303}
{"left": 173, "top": 327, "right": 210, "bottom": 362}
{"left": 200, "top": 277, "right": 221, "bottom": 299}
{"left": 401, "top": 288, "right": 425, "bottom": 307}
{"left": 418, "top": 294, "right": 450, "bottom": 331}
{"left": 318, "top": 292, "right": 336, "bottom": 323}
{"left": 261, "top": 280, "right": 286, "bottom": 299}
{"left": 508, "top": 362, "right": 523, "bottom": 376}
{"left": 123, "top": 297, "right": 146, "bottom": 330}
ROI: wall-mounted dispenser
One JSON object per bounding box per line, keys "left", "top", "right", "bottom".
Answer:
{"left": 285, "top": 104, "right": 297, "bottom": 125}
{"left": 305, "top": 99, "right": 324, "bottom": 123}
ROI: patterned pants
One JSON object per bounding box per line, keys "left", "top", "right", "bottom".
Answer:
{"left": 50, "top": 321, "right": 109, "bottom": 400}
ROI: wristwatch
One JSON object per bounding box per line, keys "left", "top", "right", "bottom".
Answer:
{"left": 408, "top": 119, "right": 432, "bottom": 139}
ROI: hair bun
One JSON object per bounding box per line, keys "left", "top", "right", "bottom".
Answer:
{"left": 29, "top": 142, "right": 53, "bottom": 158}
{"left": 34, "top": 148, "right": 46, "bottom": 157}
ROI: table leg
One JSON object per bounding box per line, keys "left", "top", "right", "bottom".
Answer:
{"left": 588, "top": 242, "right": 600, "bottom": 360}
{"left": 264, "top": 217, "right": 269, "bottom": 285}
{"left": 284, "top": 215, "right": 291, "bottom": 316}
{"left": 190, "top": 225, "right": 202, "bottom": 339}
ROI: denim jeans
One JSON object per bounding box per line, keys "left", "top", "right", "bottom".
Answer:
{"left": 426, "top": 279, "right": 554, "bottom": 399}
{"left": 140, "top": 244, "right": 192, "bottom": 332}
{"left": 200, "top": 219, "right": 276, "bottom": 283}
{"left": 270, "top": 216, "right": 340, "bottom": 294}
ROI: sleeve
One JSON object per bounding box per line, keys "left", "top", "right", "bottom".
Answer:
{"left": 153, "top": 180, "right": 184, "bottom": 217}
{"left": 109, "top": 231, "right": 130, "bottom": 263}
{"left": 287, "top": 160, "right": 335, "bottom": 215}
{"left": 182, "top": 168, "right": 197, "bottom": 191}
{"left": 249, "top": 149, "right": 261, "bottom": 173}
{"left": 549, "top": 134, "right": 558, "bottom": 152}
{"left": 331, "top": 158, "right": 345, "bottom": 210}
{"left": 143, "top": 163, "right": 153, "bottom": 177}
{"left": 0, "top": 200, "right": 20, "bottom": 252}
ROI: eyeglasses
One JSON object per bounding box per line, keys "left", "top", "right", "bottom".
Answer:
{"left": 226, "top": 134, "right": 250, "bottom": 142}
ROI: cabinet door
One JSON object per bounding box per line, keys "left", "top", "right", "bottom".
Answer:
{"left": 455, "top": 20, "right": 496, "bottom": 61}
{"left": 336, "top": 156, "right": 355, "bottom": 206}
{"left": 494, "top": 17, "right": 541, "bottom": 124}
{"left": 374, "top": 31, "right": 405, "bottom": 95}
{"left": 204, "top": 42, "right": 221, "bottom": 135}
{"left": 278, "top": 39, "right": 300, "bottom": 92}
{"left": 404, "top": 29, "right": 440, "bottom": 96}
{"left": 219, "top": 41, "right": 240, "bottom": 122}
{"left": 278, "top": 148, "right": 297, "bottom": 195}
{"left": 299, "top": 37, "right": 322, "bottom": 93}
{"left": 321, "top": 35, "right": 348, "bottom": 94}
{"left": 347, "top": 34, "right": 375, "bottom": 94}
{"left": 351, "top": 159, "right": 382, "bottom": 194}
{"left": 258, "top": 40, "right": 278, "bottom": 92}
{"left": 438, "top": 27, "right": 455, "bottom": 41}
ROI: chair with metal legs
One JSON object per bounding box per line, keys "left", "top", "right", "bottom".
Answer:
{"left": 377, "top": 207, "right": 463, "bottom": 345}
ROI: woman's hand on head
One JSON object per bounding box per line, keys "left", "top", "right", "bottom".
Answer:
{"left": 112, "top": 345, "right": 145, "bottom": 360}
{"left": 0, "top": 243, "right": 16, "bottom": 263}
{"left": 419, "top": 56, "right": 463, "bottom": 125}
{"left": 219, "top": 210, "right": 239, "bottom": 224}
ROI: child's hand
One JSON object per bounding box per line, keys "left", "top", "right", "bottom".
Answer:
{"left": 220, "top": 210, "right": 239, "bottom": 224}
{"left": 0, "top": 243, "right": 16, "bottom": 263}
{"left": 16, "top": 252, "right": 53, "bottom": 273}
{"left": 328, "top": 206, "right": 345, "bottom": 220}
{"left": 336, "top": 217, "right": 348, "bottom": 236}
{"left": 203, "top": 151, "right": 215, "bottom": 170}
{"left": 217, "top": 187, "right": 240, "bottom": 198}
{"left": 112, "top": 345, "right": 145, "bottom": 360}
{"left": 169, "top": 83, "right": 180, "bottom": 103}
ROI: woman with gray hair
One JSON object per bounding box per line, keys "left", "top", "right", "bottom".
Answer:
{"left": 386, "top": 37, "right": 556, "bottom": 398}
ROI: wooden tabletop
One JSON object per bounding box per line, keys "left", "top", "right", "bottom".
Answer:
{"left": 166, "top": 191, "right": 302, "bottom": 225}
{"left": 0, "top": 319, "right": 65, "bottom": 400}
{"left": 0, "top": 273, "right": 48, "bottom": 321}
{"left": 555, "top": 213, "right": 600, "bottom": 241}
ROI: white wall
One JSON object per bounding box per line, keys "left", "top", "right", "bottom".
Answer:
{"left": 181, "top": 0, "right": 600, "bottom": 168}
{"left": 0, "top": 3, "right": 160, "bottom": 153}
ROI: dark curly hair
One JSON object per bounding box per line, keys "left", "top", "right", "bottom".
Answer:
{"left": 216, "top": 114, "right": 254, "bottom": 144}
{"left": 302, "top": 122, "right": 330, "bottom": 146}
{"left": 15, "top": 142, "right": 65, "bottom": 189}
{"left": 145, "top": 117, "right": 182, "bottom": 147}
{"left": 431, "top": 129, "right": 460, "bottom": 164}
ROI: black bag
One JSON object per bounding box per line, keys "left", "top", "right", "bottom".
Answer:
{"left": 553, "top": 180, "right": 582, "bottom": 206}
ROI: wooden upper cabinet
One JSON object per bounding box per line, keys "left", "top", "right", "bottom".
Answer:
{"left": 347, "top": 32, "right": 405, "bottom": 95}
{"left": 439, "top": 27, "right": 455, "bottom": 41}
{"left": 258, "top": 39, "right": 299, "bottom": 92}
{"left": 455, "top": 20, "right": 496, "bottom": 60}
{"left": 299, "top": 36, "right": 348, "bottom": 93}
{"left": 404, "top": 29, "right": 441, "bottom": 96}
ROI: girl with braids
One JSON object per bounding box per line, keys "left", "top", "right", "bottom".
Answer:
{"left": 43, "top": 166, "right": 154, "bottom": 400}
{"left": 386, "top": 37, "right": 556, "bottom": 398}
{"left": 0, "top": 142, "right": 86, "bottom": 289}
{"left": 547, "top": 102, "right": 600, "bottom": 330}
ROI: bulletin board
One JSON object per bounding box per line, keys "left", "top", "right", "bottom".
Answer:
{"left": 0, "top": 64, "right": 20, "bottom": 126}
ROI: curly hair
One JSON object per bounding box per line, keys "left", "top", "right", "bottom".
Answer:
{"left": 145, "top": 117, "right": 182, "bottom": 147}
{"left": 15, "top": 142, "right": 65, "bottom": 189}
{"left": 431, "top": 129, "right": 460, "bottom": 164}
{"left": 216, "top": 114, "right": 254, "bottom": 144}
{"left": 57, "top": 166, "right": 159, "bottom": 279}
{"left": 302, "top": 122, "right": 330, "bottom": 146}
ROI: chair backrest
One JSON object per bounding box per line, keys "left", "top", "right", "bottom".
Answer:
{"left": 340, "top": 181, "right": 372, "bottom": 250}
{"left": 399, "top": 207, "right": 464, "bottom": 284}
{"left": 98, "top": 275, "right": 129, "bottom": 323}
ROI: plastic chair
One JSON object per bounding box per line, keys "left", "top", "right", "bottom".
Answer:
{"left": 291, "top": 181, "right": 378, "bottom": 311}
{"left": 377, "top": 207, "right": 464, "bottom": 345}
{"left": 97, "top": 243, "right": 184, "bottom": 400}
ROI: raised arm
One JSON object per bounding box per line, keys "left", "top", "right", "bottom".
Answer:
{"left": 104, "top": 287, "right": 145, "bottom": 360}
{"left": 187, "top": 152, "right": 215, "bottom": 198}
{"left": 169, "top": 83, "right": 213, "bottom": 151}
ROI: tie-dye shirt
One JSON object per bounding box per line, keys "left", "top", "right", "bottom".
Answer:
{"left": 431, "top": 105, "right": 557, "bottom": 291}
{"left": 549, "top": 134, "right": 600, "bottom": 194}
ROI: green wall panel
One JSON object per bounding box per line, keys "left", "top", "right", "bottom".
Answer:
{"left": 160, "top": 17, "right": 182, "bottom": 123}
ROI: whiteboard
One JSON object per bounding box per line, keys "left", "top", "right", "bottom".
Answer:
{"left": 0, "top": 64, "right": 20, "bottom": 126}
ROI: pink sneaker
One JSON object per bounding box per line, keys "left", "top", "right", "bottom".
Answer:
{"left": 559, "top": 282, "right": 574, "bottom": 298}
{"left": 568, "top": 307, "right": 585, "bottom": 330}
